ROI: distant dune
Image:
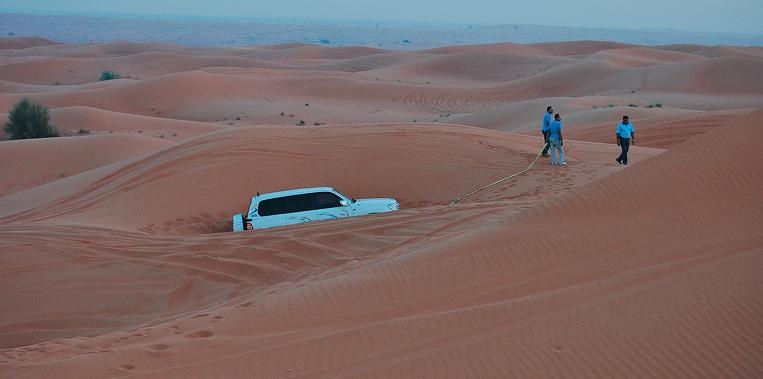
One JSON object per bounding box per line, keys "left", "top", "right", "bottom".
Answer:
{"left": 0, "top": 37, "right": 761, "bottom": 378}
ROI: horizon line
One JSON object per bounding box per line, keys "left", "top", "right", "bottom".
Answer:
{"left": 2, "top": 9, "right": 763, "bottom": 38}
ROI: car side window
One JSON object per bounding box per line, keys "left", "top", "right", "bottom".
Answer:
{"left": 258, "top": 197, "right": 288, "bottom": 216}
{"left": 286, "top": 193, "right": 315, "bottom": 213}
{"left": 314, "top": 192, "right": 342, "bottom": 210}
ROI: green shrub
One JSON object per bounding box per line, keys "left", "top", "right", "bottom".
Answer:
{"left": 100, "top": 70, "right": 121, "bottom": 81}
{"left": 4, "top": 98, "right": 59, "bottom": 140}
{"left": 78, "top": 128, "right": 90, "bottom": 134}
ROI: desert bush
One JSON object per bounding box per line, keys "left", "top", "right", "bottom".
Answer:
{"left": 296, "top": 120, "right": 305, "bottom": 126}
{"left": 78, "top": 128, "right": 90, "bottom": 134}
{"left": 4, "top": 98, "right": 59, "bottom": 140}
{"left": 100, "top": 70, "right": 121, "bottom": 81}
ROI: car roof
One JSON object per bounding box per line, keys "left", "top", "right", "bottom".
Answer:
{"left": 251, "top": 186, "right": 337, "bottom": 201}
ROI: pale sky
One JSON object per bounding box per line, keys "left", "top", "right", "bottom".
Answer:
{"left": 1, "top": 0, "right": 762, "bottom": 35}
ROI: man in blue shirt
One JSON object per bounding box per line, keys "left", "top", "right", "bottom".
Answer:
{"left": 540, "top": 106, "right": 553, "bottom": 157}
{"left": 548, "top": 113, "right": 566, "bottom": 166}
{"left": 615, "top": 116, "right": 636, "bottom": 165}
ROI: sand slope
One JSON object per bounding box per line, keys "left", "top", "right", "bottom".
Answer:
{"left": 2, "top": 110, "right": 759, "bottom": 379}
{"left": 1, "top": 38, "right": 762, "bottom": 378}
{"left": 3, "top": 122, "right": 654, "bottom": 233}
{"left": 0, "top": 133, "right": 173, "bottom": 195}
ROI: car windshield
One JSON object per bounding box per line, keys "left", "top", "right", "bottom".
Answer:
{"left": 333, "top": 189, "right": 356, "bottom": 203}
{"left": 247, "top": 198, "right": 255, "bottom": 216}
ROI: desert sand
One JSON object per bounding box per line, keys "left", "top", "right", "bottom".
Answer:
{"left": 1, "top": 36, "right": 762, "bottom": 378}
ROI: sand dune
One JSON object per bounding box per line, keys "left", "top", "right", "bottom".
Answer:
{"left": 584, "top": 47, "right": 702, "bottom": 67}
{"left": 1, "top": 38, "right": 762, "bottom": 378}
{"left": 692, "top": 45, "right": 763, "bottom": 59}
{"left": 246, "top": 44, "right": 387, "bottom": 61}
{"left": 0, "top": 36, "right": 59, "bottom": 50}
{"left": 0, "top": 51, "right": 284, "bottom": 85}
{"left": 566, "top": 108, "right": 752, "bottom": 148}
{"left": 449, "top": 96, "right": 686, "bottom": 132}
{"left": 309, "top": 51, "right": 423, "bottom": 73}
{"left": 8, "top": 40, "right": 196, "bottom": 58}
{"left": 530, "top": 40, "right": 638, "bottom": 56}
{"left": 0, "top": 120, "right": 639, "bottom": 353}
{"left": 0, "top": 133, "right": 173, "bottom": 195}
{"left": 498, "top": 55, "right": 763, "bottom": 99}
{"left": 0, "top": 78, "right": 135, "bottom": 94}
{"left": 49, "top": 106, "right": 224, "bottom": 139}
{"left": 1, "top": 123, "right": 615, "bottom": 233}
{"left": 2, "top": 40, "right": 762, "bottom": 125}
{"left": 369, "top": 51, "right": 575, "bottom": 84}
{"left": 422, "top": 40, "right": 635, "bottom": 56}
{"left": 1, "top": 105, "right": 224, "bottom": 141}
{"left": 3, "top": 106, "right": 758, "bottom": 379}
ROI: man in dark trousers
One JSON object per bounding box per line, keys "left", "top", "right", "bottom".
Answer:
{"left": 615, "top": 116, "right": 636, "bottom": 165}
{"left": 541, "top": 106, "right": 553, "bottom": 157}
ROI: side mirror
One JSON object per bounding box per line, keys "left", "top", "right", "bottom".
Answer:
{"left": 339, "top": 200, "right": 349, "bottom": 207}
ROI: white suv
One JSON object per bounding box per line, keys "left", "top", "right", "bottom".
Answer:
{"left": 232, "top": 187, "right": 400, "bottom": 231}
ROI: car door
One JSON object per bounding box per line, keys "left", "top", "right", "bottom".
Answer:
{"left": 255, "top": 196, "right": 288, "bottom": 228}
{"left": 313, "top": 191, "right": 350, "bottom": 221}
{"left": 286, "top": 193, "right": 317, "bottom": 225}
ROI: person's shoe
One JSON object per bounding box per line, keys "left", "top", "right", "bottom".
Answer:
{"left": 623, "top": 162, "right": 628, "bottom": 165}
{"left": 542, "top": 153, "right": 549, "bottom": 158}
{"left": 616, "top": 158, "right": 622, "bottom": 164}
{"left": 560, "top": 161, "right": 567, "bottom": 165}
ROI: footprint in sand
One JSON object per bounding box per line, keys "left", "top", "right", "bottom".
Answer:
{"left": 118, "top": 364, "right": 136, "bottom": 371}
{"left": 185, "top": 330, "right": 213, "bottom": 339}
{"left": 149, "top": 344, "right": 170, "bottom": 351}
{"left": 147, "top": 343, "right": 174, "bottom": 357}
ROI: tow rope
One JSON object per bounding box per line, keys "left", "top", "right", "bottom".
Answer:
{"left": 450, "top": 142, "right": 549, "bottom": 205}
